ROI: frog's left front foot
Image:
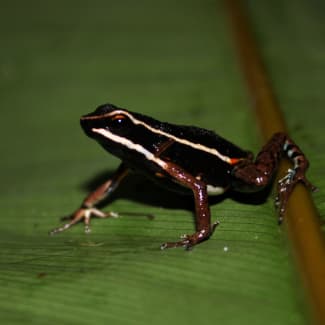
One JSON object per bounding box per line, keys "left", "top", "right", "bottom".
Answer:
{"left": 49, "top": 208, "right": 119, "bottom": 235}
{"left": 160, "top": 221, "right": 219, "bottom": 250}
{"left": 275, "top": 168, "right": 317, "bottom": 223}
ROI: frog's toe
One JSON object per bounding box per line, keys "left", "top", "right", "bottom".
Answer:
{"left": 160, "top": 239, "right": 192, "bottom": 250}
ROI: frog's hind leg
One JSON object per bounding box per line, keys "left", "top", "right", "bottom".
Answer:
{"left": 231, "top": 132, "right": 317, "bottom": 223}
{"left": 275, "top": 134, "right": 317, "bottom": 221}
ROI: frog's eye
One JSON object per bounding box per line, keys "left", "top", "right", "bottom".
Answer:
{"left": 110, "top": 114, "right": 127, "bottom": 125}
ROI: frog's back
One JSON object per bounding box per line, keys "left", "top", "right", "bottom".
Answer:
{"left": 149, "top": 122, "right": 250, "bottom": 190}
{"left": 161, "top": 122, "right": 249, "bottom": 159}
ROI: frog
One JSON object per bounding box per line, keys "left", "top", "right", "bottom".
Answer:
{"left": 50, "top": 103, "right": 316, "bottom": 249}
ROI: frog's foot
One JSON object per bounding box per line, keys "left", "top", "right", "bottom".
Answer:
{"left": 160, "top": 221, "right": 219, "bottom": 250}
{"left": 275, "top": 168, "right": 317, "bottom": 223}
{"left": 49, "top": 208, "right": 119, "bottom": 235}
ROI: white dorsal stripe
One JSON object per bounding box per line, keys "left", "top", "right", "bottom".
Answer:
{"left": 102, "top": 110, "right": 232, "bottom": 163}
{"left": 122, "top": 111, "right": 231, "bottom": 163}
{"left": 92, "top": 128, "right": 168, "bottom": 169}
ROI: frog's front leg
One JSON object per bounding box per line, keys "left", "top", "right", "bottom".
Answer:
{"left": 160, "top": 163, "right": 219, "bottom": 250}
{"left": 231, "top": 132, "right": 317, "bottom": 223}
{"left": 50, "top": 163, "right": 129, "bottom": 235}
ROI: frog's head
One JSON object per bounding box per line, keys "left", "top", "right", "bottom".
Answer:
{"left": 80, "top": 103, "right": 162, "bottom": 161}
{"left": 80, "top": 103, "right": 133, "bottom": 139}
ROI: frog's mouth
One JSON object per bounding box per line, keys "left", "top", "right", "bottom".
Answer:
{"left": 80, "top": 115, "right": 108, "bottom": 138}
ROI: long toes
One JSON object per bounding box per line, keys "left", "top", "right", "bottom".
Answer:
{"left": 303, "top": 179, "right": 318, "bottom": 192}
{"left": 49, "top": 223, "right": 72, "bottom": 235}
{"left": 160, "top": 239, "right": 191, "bottom": 250}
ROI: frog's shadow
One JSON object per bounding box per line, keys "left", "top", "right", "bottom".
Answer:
{"left": 82, "top": 169, "right": 272, "bottom": 214}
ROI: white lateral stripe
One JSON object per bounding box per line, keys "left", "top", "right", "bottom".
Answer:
{"left": 92, "top": 128, "right": 168, "bottom": 169}
{"left": 93, "top": 127, "right": 226, "bottom": 196}
{"left": 207, "top": 185, "right": 225, "bottom": 196}
{"left": 105, "top": 110, "right": 232, "bottom": 163}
